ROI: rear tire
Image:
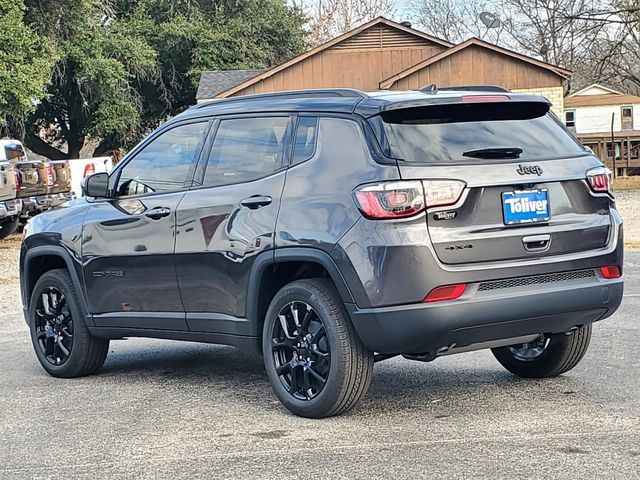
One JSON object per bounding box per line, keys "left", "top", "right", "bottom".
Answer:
{"left": 492, "top": 325, "right": 592, "bottom": 378}
{"left": 0, "top": 216, "right": 18, "bottom": 240}
{"left": 263, "top": 278, "right": 374, "bottom": 418}
{"left": 29, "top": 269, "right": 109, "bottom": 378}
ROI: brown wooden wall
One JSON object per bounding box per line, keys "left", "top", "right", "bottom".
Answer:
{"left": 391, "top": 45, "right": 563, "bottom": 90}
{"left": 230, "top": 24, "right": 447, "bottom": 96}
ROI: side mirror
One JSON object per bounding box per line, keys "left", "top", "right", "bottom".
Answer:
{"left": 82, "top": 172, "right": 110, "bottom": 198}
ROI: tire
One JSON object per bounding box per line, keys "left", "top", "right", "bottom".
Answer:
{"left": 492, "top": 325, "right": 592, "bottom": 378}
{"left": 0, "top": 216, "right": 18, "bottom": 240}
{"left": 262, "top": 278, "right": 374, "bottom": 418}
{"left": 28, "top": 269, "right": 109, "bottom": 378}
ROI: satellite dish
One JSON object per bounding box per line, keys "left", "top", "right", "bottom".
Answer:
{"left": 479, "top": 12, "right": 501, "bottom": 29}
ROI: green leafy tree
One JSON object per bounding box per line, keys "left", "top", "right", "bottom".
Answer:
{"left": 114, "top": 0, "right": 308, "bottom": 145}
{"left": 0, "top": 0, "right": 55, "bottom": 125}
{"left": 13, "top": 0, "right": 307, "bottom": 159}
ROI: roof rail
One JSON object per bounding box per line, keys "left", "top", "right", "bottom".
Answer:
{"left": 195, "top": 88, "right": 368, "bottom": 109}
{"left": 438, "top": 85, "right": 512, "bottom": 93}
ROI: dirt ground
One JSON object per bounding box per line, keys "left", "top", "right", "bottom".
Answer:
{"left": 613, "top": 189, "right": 640, "bottom": 248}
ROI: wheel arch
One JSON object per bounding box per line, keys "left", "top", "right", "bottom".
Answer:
{"left": 247, "top": 248, "right": 356, "bottom": 352}
{"left": 22, "top": 246, "right": 90, "bottom": 324}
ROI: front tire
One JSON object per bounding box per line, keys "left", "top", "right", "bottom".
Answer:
{"left": 29, "top": 269, "right": 109, "bottom": 378}
{"left": 492, "top": 325, "right": 592, "bottom": 378}
{"left": 263, "top": 278, "right": 374, "bottom": 418}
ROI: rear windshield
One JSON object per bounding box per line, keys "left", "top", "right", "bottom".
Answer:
{"left": 371, "top": 102, "right": 585, "bottom": 163}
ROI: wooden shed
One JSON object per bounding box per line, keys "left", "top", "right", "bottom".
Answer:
{"left": 196, "top": 17, "right": 571, "bottom": 114}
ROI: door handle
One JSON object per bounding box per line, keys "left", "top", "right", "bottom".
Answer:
{"left": 145, "top": 207, "right": 171, "bottom": 220}
{"left": 241, "top": 195, "right": 272, "bottom": 210}
{"left": 522, "top": 234, "right": 551, "bottom": 252}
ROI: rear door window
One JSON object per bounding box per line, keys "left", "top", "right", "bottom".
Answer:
{"left": 372, "top": 102, "right": 585, "bottom": 163}
{"left": 203, "top": 116, "right": 292, "bottom": 187}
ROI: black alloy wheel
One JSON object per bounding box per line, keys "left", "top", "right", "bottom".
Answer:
{"left": 34, "top": 287, "right": 74, "bottom": 366}
{"left": 271, "top": 301, "right": 331, "bottom": 400}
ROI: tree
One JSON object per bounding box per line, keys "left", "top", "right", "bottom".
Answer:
{"left": 409, "top": 0, "right": 637, "bottom": 93}
{"left": 0, "top": 0, "right": 55, "bottom": 125}
{"left": 411, "top": 0, "right": 505, "bottom": 44}
{"left": 11, "top": 0, "right": 307, "bottom": 159}
{"left": 296, "top": 0, "right": 397, "bottom": 45}
{"left": 115, "top": 0, "right": 308, "bottom": 146}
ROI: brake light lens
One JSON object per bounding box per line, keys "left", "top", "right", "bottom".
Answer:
{"left": 45, "top": 164, "right": 55, "bottom": 187}
{"left": 84, "top": 163, "right": 96, "bottom": 178}
{"left": 586, "top": 166, "right": 612, "bottom": 194}
{"left": 424, "top": 284, "right": 467, "bottom": 302}
{"left": 462, "top": 95, "right": 509, "bottom": 103}
{"left": 13, "top": 167, "right": 19, "bottom": 191}
{"left": 354, "top": 181, "right": 425, "bottom": 219}
{"left": 423, "top": 180, "right": 466, "bottom": 208}
{"left": 599, "top": 265, "right": 621, "bottom": 279}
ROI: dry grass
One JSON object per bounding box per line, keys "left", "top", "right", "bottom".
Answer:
{"left": 0, "top": 235, "right": 21, "bottom": 250}
{"left": 613, "top": 176, "right": 640, "bottom": 191}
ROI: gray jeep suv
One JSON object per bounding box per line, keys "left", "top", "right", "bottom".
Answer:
{"left": 20, "top": 88, "right": 623, "bottom": 418}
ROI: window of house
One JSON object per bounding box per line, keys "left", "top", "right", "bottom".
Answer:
{"left": 203, "top": 116, "right": 292, "bottom": 187}
{"left": 622, "top": 106, "right": 633, "bottom": 130}
{"left": 292, "top": 116, "right": 318, "bottom": 164}
{"left": 116, "top": 122, "right": 208, "bottom": 196}
{"left": 565, "top": 110, "right": 576, "bottom": 129}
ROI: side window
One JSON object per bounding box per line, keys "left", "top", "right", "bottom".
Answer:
{"left": 116, "top": 122, "right": 208, "bottom": 196}
{"left": 292, "top": 116, "right": 318, "bottom": 164}
{"left": 203, "top": 116, "right": 291, "bottom": 187}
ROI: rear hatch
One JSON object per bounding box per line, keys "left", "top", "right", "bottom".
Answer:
{"left": 14, "top": 161, "right": 47, "bottom": 197}
{"left": 369, "top": 97, "right": 613, "bottom": 265}
{"left": 0, "top": 161, "right": 17, "bottom": 202}
{"left": 45, "top": 160, "right": 72, "bottom": 194}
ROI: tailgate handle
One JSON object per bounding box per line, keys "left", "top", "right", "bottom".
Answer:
{"left": 522, "top": 234, "right": 551, "bottom": 252}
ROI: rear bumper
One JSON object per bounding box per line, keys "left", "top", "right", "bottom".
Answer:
{"left": 0, "top": 199, "right": 22, "bottom": 219}
{"left": 346, "top": 274, "right": 623, "bottom": 354}
{"left": 44, "top": 191, "right": 75, "bottom": 208}
{"left": 21, "top": 192, "right": 75, "bottom": 214}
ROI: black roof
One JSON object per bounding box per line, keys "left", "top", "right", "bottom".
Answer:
{"left": 177, "top": 88, "right": 552, "bottom": 123}
{"left": 196, "top": 70, "right": 265, "bottom": 100}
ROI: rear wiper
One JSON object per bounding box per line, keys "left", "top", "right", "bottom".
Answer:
{"left": 462, "top": 147, "right": 523, "bottom": 159}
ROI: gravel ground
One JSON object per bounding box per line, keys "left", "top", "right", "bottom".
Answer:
{"left": 615, "top": 189, "right": 640, "bottom": 246}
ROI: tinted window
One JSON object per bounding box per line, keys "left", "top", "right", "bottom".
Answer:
{"left": 117, "top": 122, "right": 207, "bottom": 196}
{"left": 292, "top": 117, "right": 318, "bottom": 164}
{"left": 204, "top": 117, "right": 291, "bottom": 187}
{"left": 374, "top": 102, "right": 584, "bottom": 163}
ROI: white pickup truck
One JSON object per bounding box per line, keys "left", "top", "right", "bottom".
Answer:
{"left": 67, "top": 156, "right": 113, "bottom": 197}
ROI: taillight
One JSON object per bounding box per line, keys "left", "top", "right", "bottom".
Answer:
{"left": 84, "top": 163, "right": 96, "bottom": 177}
{"left": 423, "top": 180, "right": 466, "bottom": 208}
{"left": 45, "top": 163, "right": 55, "bottom": 187}
{"left": 424, "top": 284, "right": 467, "bottom": 302}
{"left": 586, "top": 166, "right": 612, "bottom": 194}
{"left": 354, "top": 181, "right": 425, "bottom": 219}
{"left": 599, "top": 265, "right": 621, "bottom": 279}
{"left": 13, "top": 168, "right": 19, "bottom": 191}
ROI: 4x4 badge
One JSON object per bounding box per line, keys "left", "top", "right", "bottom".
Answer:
{"left": 516, "top": 164, "right": 543, "bottom": 176}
